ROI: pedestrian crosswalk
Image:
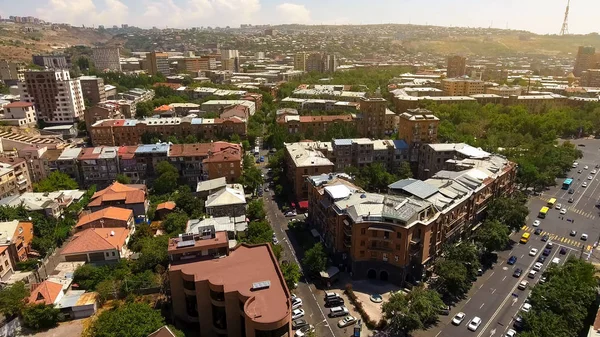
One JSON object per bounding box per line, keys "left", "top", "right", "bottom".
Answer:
{"left": 536, "top": 197, "right": 596, "bottom": 219}
{"left": 521, "top": 225, "right": 593, "bottom": 251}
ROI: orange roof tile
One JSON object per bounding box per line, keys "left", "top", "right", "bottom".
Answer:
{"left": 156, "top": 201, "right": 176, "bottom": 211}
{"left": 89, "top": 182, "right": 146, "bottom": 207}
{"left": 76, "top": 207, "right": 133, "bottom": 228}
{"left": 203, "top": 147, "right": 242, "bottom": 163}
{"left": 4, "top": 102, "right": 33, "bottom": 109}
{"left": 153, "top": 105, "right": 173, "bottom": 112}
{"left": 29, "top": 280, "right": 63, "bottom": 305}
{"left": 0, "top": 246, "right": 7, "bottom": 255}
{"left": 61, "top": 228, "right": 130, "bottom": 255}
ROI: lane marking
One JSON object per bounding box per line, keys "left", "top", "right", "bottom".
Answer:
{"left": 480, "top": 303, "right": 485, "bottom": 309}
{"left": 502, "top": 276, "right": 507, "bottom": 281}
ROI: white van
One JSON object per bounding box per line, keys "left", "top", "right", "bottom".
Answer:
{"left": 329, "top": 306, "right": 349, "bottom": 318}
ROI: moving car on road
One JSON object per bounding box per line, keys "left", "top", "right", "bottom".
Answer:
{"left": 521, "top": 233, "right": 531, "bottom": 243}
{"left": 452, "top": 312, "right": 466, "bottom": 325}
{"left": 513, "top": 268, "right": 523, "bottom": 277}
{"left": 534, "top": 228, "right": 542, "bottom": 235}
{"left": 468, "top": 317, "right": 482, "bottom": 331}
{"left": 529, "top": 248, "right": 538, "bottom": 256}
{"left": 560, "top": 208, "right": 567, "bottom": 214}
{"left": 582, "top": 182, "right": 588, "bottom": 188}
{"left": 533, "top": 220, "right": 541, "bottom": 227}
{"left": 507, "top": 256, "right": 517, "bottom": 265}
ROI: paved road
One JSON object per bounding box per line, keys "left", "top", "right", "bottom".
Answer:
{"left": 420, "top": 138, "right": 600, "bottom": 337}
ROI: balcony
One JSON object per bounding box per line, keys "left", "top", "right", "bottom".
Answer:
{"left": 343, "top": 226, "right": 352, "bottom": 237}
{"left": 343, "top": 238, "right": 351, "bottom": 248}
{"left": 369, "top": 242, "right": 392, "bottom": 252}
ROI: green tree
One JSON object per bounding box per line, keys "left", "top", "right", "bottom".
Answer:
{"left": 116, "top": 174, "right": 131, "bottom": 184}
{"left": 173, "top": 185, "right": 204, "bottom": 218}
{"left": 474, "top": 220, "right": 510, "bottom": 253}
{"left": 445, "top": 242, "right": 481, "bottom": 278}
{"left": 383, "top": 287, "right": 444, "bottom": 336}
{"left": 133, "top": 235, "right": 170, "bottom": 273}
{"left": 487, "top": 196, "right": 529, "bottom": 232}
{"left": 302, "top": 243, "right": 327, "bottom": 276}
{"left": 239, "top": 165, "right": 264, "bottom": 195}
{"left": 247, "top": 199, "right": 266, "bottom": 221}
{"left": 135, "top": 101, "right": 154, "bottom": 119}
{"left": 433, "top": 259, "right": 471, "bottom": 300}
{"left": 396, "top": 161, "right": 413, "bottom": 179}
{"left": 162, "top": 212, "right": 189, "bottom": 235}
{"left": 152, "top": 161, "right": 179, "bottom": 195}
{"left": 246, "top": 220, "right": 274, "bottom": 244}
{"left": 241, "top": 140, "right": 251, "bottom": 152}
{"left": 87, "top": 302, "right": 165, "bottom": 337}
{"left": 0, "top": 281, "right": 28, "bottom": 317}
{"left": 21, "top": 303, "right": 61, "bottom": 330}
{"left": 33, "top": 171, "right": 78, "bottom": 192}
{"left": 280, "top": 262, "right": 301, "bottom": 290}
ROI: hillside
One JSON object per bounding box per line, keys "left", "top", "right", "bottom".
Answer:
{"left": 0, "top": 23, "right": 114, "bottom": 63}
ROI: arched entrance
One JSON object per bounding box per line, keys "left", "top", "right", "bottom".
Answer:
{"left": 367, "top": 269, "right": 377, "bottom": 279}
{"left": 380, "top": 270, "right": 389, "bottom": 281}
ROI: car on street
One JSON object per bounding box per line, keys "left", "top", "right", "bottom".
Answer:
{"left": 560, "top": 247, "right": 567, "bottom": 255}
{"left": 593, "top": 169, "right": 598, "bottom": 174}
{"left": 514, "top": 315, "right": 524, "bottom": 329}
{"left": 578, "top": 169, "right": 583, "bottom": 173}
{"left": 537, "top": 256, "right": 546, "bottom": 263}
{"left": 568, "top": 197, "right": 574, "bottom": 203}
{"left": 534, "top": 228, "right": 542, "bottom": 235}
{"left": 529, "top": 248, "right": 538, "bottom": 256}
{"left": 324, "top": 292, "right": 340, "bottom": 301}
{"left": 259, "top": 156, "right": 265, "bottom": 162}
{"left": 582, "top": 233, "right": 589, "bottom": 240}
{"left": 292, "top": 309, "right": 305, "bottom": 320}
{"left": 541, "top": 234, "right": 549, "bottom": 242}
{"left": 528, "top": 270, "right": 537, "bottom": 278}
{"left": 540, "top": 276, "right": 547, "bottom": 284}
{"left": 325, "top": 296, "right": 345, "bottom": 307}
{"left": 533, "top": 220, "right": 541, "bottom": 227}
{"left": 533, "top": 262, "right": 543, "bottom": 271}
{"left": 589, "top": 175, "right": 593, "bottom": 180}
{"left": 452, "top": 312, "right": 466, "bottom": 325}
{"left": 292, "top": 319, "right": 308, "bottom": 330}
{"left": 285, "top": 211, "right": 297, "bottom": 217}
{"left": 560, "top": 208, "right": 567, "bottom": 214}
{"left": 468, "top": 317, "right": 482, "bottom": 331}
{"left": 547, "top": 242, "right": 553, "bottom": 248}
{"left": 543, "top": 248, "right": 551, "bottom": 256}
{"left": 337, "top": 316, "right": 357, "bottom": 328}
{"left": 518, "top": 280, "right": 529, "bottom": 290}
{"left": 507, "top": 256, "right": 517, "bottom": 265}
{"left": 585, "top": 165, "right": 589, "bottom": 170}
{"left": 569, "top": 188, "right": 575, "bottom": 194}
{"left": 294, "top": 325, "right": 314, "bottom": 337}
{"left": 292, "top": 297, "right": 303, "bottom": 309}
{"left": 555, "top": 203, "right": 562, "bottom": 209}
{"left": 513, "top": 268, "right": 523, "bottom": 277}
{"left": 521, "top": 303, "right": 532, "bottom": 313}
{"left": 329, "top": 306, "right": 349, "bottom": 318}
{"left": 570, "top": 230, "right": 577, "bottom": 236}
{"left": 552, "top": 257, "right": 561, "bottom": 264}
{"left": 505, "top": 329, "right": 517, "bottom": 337}
{"left": 272, "top": 237, "right": 279, "bottom": 245}
{"left": 583, "top": 182, "right": 588, "bottom": 187}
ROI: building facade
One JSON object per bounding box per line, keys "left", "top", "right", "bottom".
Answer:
{"left": 581, "top": 69, "right": 600, "bottom": 87}
{"left": 446, "top": 55, "right": 467, "bottom": 78}
{"left": 19, "top": 70, "right": 85, "bottom": 124}
{"left": 146, "top": 52, "right": 170, "bottom": 76}
{"left": 441, "top": 78, "right": 485, "bottom": 96}
{"left": 79, "top": 76, "right": 107, "bottom": 105}
{"left": 0, "top": 60, "right": 25, "bottom": 84}
{"left": 294, "top": 52, "right": 306, "bottom": 71}
{"left": 574, "top": 46, "right": 599, "bottom": 77}
{"left": 397, "top": 108, "right": 440, "bottom": 162}
{"left": 32, "top": 55, "right": 70, "bottom": 69}
{"left": 92, "top": 47, "right": 121, "bottom": 72}
{"left": 1, "top": 102, "right": 37, "bottom": 127}
{"left": 358, "top": 98, "right": 387, "bottom": 138}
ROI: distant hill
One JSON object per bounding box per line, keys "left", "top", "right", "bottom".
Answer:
{"left": 0, "top": 23, "right": 114, "bottom": 63}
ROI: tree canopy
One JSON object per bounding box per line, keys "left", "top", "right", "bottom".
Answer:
{"left": 161, "top": 212, "right": 189, "bottom": 235}
{"left": 87, "top": 302, "right": 165, "bottom": 337}
{"left": 21, "top": 304, "right": 61, "bottom": 330}
{"left": 486, "top": 195, "right": 529, "bottom": 232}
{"left": 383, "top": 287, "right": 444, "bottom": 335}
{"left": 280, "top": 262, "right": 301, "bottom": 290}
{"left": 33, "top": 171, "right": 79, "bottom": 192}
{"left": 302, "top": 243, "right": 327, "bottom": 276}
{"left": 152, "top": 161, "right": 179, "bottom": 195}
{"left": 247, "top": 199, "right": 266, "bottom": 221}
{"left": 474, "top": 219, "right": 510, "bottom": 253}
{"left": 0, "top": 281, "right": 28, "bottom": 317}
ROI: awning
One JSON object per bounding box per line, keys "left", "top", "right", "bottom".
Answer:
{"left": 298, "top": 201, "right": 309, "bottom": 209}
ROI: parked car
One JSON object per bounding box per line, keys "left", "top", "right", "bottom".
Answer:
{"left": 560, "top": 208, "right": 567, "bottom": 214}
{"left": 543, "top": 248, "right": 551, "bottom": 256}
{"left": 533, "top": 262, "right": 543, "bottom": 271}
{"left": 295, "top": 325, "right": 315, "bottom": 337}
{"left": 518, "top": 280, "right": 529, "bottom": 290}
{"left": 570, "top": 230, "right": 577, "bottom": 236}
{"left": 324, "top": 292, "right": 340, "bottom": 301}
{"left": 292, "top": 309, "right": 305, "bottom": 320}
{"left": 560, "top": 247, "right": 567, "bottom": 255}
{"left": 505, "top": 329, "right": 517, "bottom": 337}
{"left": 568, "top": 197, "right": 574, "bottom": 203}
{"left": 534, "top": 228, "right": 542, "bottom": 235}
{"left": 292, "top": 297, "right": 303, "bottom": 309}
{"left": 439, "top": 305, "right": 451, "bottom": 315}
{"left": 337, "top": 315, "right": 357, "bottom": 328}
{"left": 329, "top": 306, "right": 349, "bottom": 318}
{"left": 528, "top": 270, "right": 537, "bottom": 279}
{"left": 529, "top": 248, "right": 538, "bottom": 256}
{"left": 537, "top": 256, "right": 546, "bottom": 263}
{"left": 452, "top": 312, "right": 466, "bottom": 325}
{"left": 541, "top": 234, "right": 549, "bottom": 242}
{"left": 292, "top": 319, "right": 308, "bottom": 330}
{"left": 521, "top": 303, "right": 532, "bottom": 313}
{"left": 569, "top": 188, "right": 575, "bottom": 194}
{"left": 582, "top": 233, "right": 589, "bottom": 240}
{"left": 555, "top": 203, "right": 562, "bottom": 210}
{"left": 325, "top": 297, "right": 345, "bottom": 307}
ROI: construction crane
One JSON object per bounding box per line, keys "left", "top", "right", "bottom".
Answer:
{"left": 560, "top": 0, "right": 570, "bottom": 35}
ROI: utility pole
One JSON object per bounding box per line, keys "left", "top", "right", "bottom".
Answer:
{"left": 560, "top": 0, "right": 570, "bottom": 35}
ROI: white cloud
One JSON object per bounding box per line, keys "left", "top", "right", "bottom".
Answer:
{"left": 275, "top": 3, "right": 311, "bottom": 24}
{"left": 37, "top": 0, "right": 129, "bottom": 26}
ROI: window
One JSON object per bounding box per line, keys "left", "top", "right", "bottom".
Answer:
{"left": 360, "top": 228, "right": 366, "bottom": 235}
{"left": 112, "top": 252, "right": 116, "bottom": 256}
{"left": 383, "top": 232, "right": 390, "bottom": 239}
{"left": 360, "top": 240, "right": 365, "bottom": 246}
{"left": 372, "top": 231, "right": 377, "bottom": 238}
{"left": 396, "top": 244, "right": 401, "bottom": 250}
{"left": 105, "top": 252, "right": 109, "bottom": 257}
{"left": 397, "top": 232, "right": 401, "bottom": 239}
{"left": 360, "top": 251, "right": 365, "bottom": 257}
{"left": 4, "top": 260, "right": 7, "bottom": 267}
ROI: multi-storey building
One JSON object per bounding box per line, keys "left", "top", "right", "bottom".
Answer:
{"left": 168, "top": 226, "right": 291, "bottom": 337}
{"left": 358, "top": 98, "right": 387, "bottom": 138}
{"left": 0, "top": 163, "right": 19, "bottom": 199}
{"left": 307, "top": 148, "right": 516, "bottom": 284}
{"left": 0, "top": 158, "right": 32, "bottom": 194}
{"left": 168, "top": 142, "right": 242, "bottom": 186}
{"left": 573, "top": 46, "right": 599, "bottom": 77}
{"left": 32, "top": 54, "right": 70, "bottom": 69}
{"left": 397, "top": 108, "right": 440, "bottom": 162}
{"left": 89, "top": 117, "right": 246, "bottom": 146}
{"left": 19, "top": 70, "right": 85, "bottom": 124}
{"left": 79, "top": 76, "right": 107, "bottom": 105}
{"left": 294, "top": 52, "right": 306, "bottom": 71}
{"left": 77, "top": 146, "right": 120, "bottom": 188}
{"left": 92, "top": 47, "right": 121, "bottom": 72}
{"left": 441, "top": 78, "right": 485, "bottom": 96}
{"left": 146, "top": 52, "right": 170, "bottom": 76}
{"left": 485, "top": 85, "right": 522, "bottom": 96}
{"left": 580, "top": 69, "right": 600, "bottom": 87}
{"left": 305, "top": 53, "right": 335, "bottom": 73}
{"left": 0, "top": 60, "right": 25, "bottom": 85}
{"left": 51, "top": 147, "right": 83, "bottom": 183}
{"left": 277, "top": 115, "right": 354, "bottom": 136}
{"left": 1, "top": 102, "right": 37, "bottom": 127}
{"left": 0, "top": 220, "right": 34, "bottom": 273}
{"left": 177, "top": 56, "right": 216, "bottom": 73}
{"left": 418, "top": 143, "right": 496, "bottom": 179}
{"left": 84, "top": 101, "right": 124, "bottom": 129}
{"left": 285, "top": 142, "right": 334, "bottom": 201}
{"left": 446, "top": 55, "right": 467, "bottom": 78}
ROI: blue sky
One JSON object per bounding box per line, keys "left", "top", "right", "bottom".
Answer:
{"left": 2, "top": 0, "right": 599, "bottom": 34}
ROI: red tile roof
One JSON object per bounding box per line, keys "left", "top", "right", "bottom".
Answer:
{"left": 168, "top": 143, "right": 212, "bottom": 157}
{"left": 88, "top": 182, "right": 146, "bottom": 207}
{"left": 118, "top": 146, "right": 139, "bottom": 160}
{"left": 156, "top": 201, "right": 176, "bottom": 211}
{"left": 153, "top": 105, "right": 174, "bottom": 112}
{"left": 4, "top": 102, "right": 33, "bottom": 109}
{"left": 203, "top": 147, "right": 242, "bottom": 163}
{"left": 29, "top": 280, "right": 63, "bottom": 305}
{"left": 61, "top": 227, "right": 130, "bottom": 255}
{"left": 76, "top": 207, "right": 133, "bottom": 228}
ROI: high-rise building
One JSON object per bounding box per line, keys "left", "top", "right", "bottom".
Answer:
{"left": 19, "top": 70, "right": 85, "bottom": 124}
{"left": 581, "top": 69, "right": 600, "bottom": 87}
{"left": 221, "top": 49, "right": 239, "bottom": 59}
{"left": 221, "top": 57, "right": 240, "bottom": 72}
{"left": 0, "top": 60, "right": 25, "bottom": 84}
{"left": 573, "top": 46, "right": 599, "bottom": 77}
{"left": 294, "top": 52, "right": 307, "bottom": 71}
{"left": 92, "top": 47, "right": 121, "bottom": 72}
{"left": 79, "top": 76, "right": 107, "bottom": 105}
{"left": 398, "top": 108, "right": 440, "bottom": 162}
{"left": 32, "top": 54, "right": 70, "bottom": 69}
{"left": 177, "top": 56, "right": 217, "bottom": 73}
{"left": 447, "top": 55, "right": 467, "bottom": 78}
{"left": 358, "top": 98, "right": 387, "bottom": 138}
{"left": 305, "top": 53, "right": 337, "bottom": 73}
{"left": 146, "top": 52, "right": 170, "bottom": 76}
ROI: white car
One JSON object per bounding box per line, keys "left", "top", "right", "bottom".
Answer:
{"left": 583, "top": 182, "right": 588, "bottom": 187}
{"left": 592, "top": 170, "right": 597, "bottom": 174}
{"left": 337, "top": 315, "right": 357, "bottom": 328}
{"left": 292, "top": 297, "right": 303, "bottom": 309}
{"left": 533, "top": 262, "right": 543, "bottom": 271}
{"left": 573, "top": 162, "right": 579, "bottom": 168}
{"left": 452, "top": 312, "right": 466, "bottom": 325}
{"left": 292, "top": 309, "right": 305, "bottom": 320}
{"left": 560, "top": 208, "right": 567, "bottom": 215}
{"left": 582, "top": 233, "right": 589, "bottom": 240}
{"left": 552, "top": 257, "right": 561, "bottom": 264}
{"left": 528, "top": 270, "right": 537, "bottom": 278}
{"left": 533, "top": 220, "right": 541, "bottom": 227}
{"left": 505, "top": 329, "right": 517, "bottom": 337}
{"left": 529, "top": 248, "right": 538, "bottom": 256}
{"left": 468, "top": 317, "right": 482, "bottom": 331}
{"left": 585, "top": 165, "right": 589, "bottom": 170}
{"left": 518, "top": 280, "right": 529, "bottom": 290}
{"left": 295, "top": 325, "right": 315, "bottom": 337}
{"left": 555, "top": 203, "right": 562, "bottom": 210}
{"left": 521, "top": 303, "right": 532, "bottom": 313}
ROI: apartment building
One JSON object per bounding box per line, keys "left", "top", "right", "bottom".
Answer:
{"left": 447, "top": 55, "right": 467, "bottom": 78}
{"left": 78, "top": 146, "right": 120, "bottom": 188}
{"left": 205, "top": 184, "right": 246, "bottom": 218}
{"left": 0, "top": 220, "right": 34, "bottom": 273}
{"left": 294, "top": 52, "right": 306, "bottom": 71}
{"left": 168, "top": 226, "right": 291, "bottom": 337}
{"left": 280, "top": 97, "right": 360, "bottom": 112}
{"left": 441, "top": 78, "right": 485, "bottom": 96}
{"left": 79, "top": 76, "right": 107, "bottom": 105}
{"left": 146, "top": 52, "right": 170, "bottom": 76}
{"left": 201, "top": 100, "right": 256, "bottom": 116}
{"left": 32, "top": 54, "right": 70, "bottom": 69}
{"left": 306, "top": 53, "right": 336, "bottom": 73}
{"left": 358, "top": 98, "right": 388, "bottom": 138}
{"left": 1, "top": 101, "right": 37, "bottom": 127}
{"left": 0, "top": 157, "right": 32, "bottom": 193}
{"left": 0, "top": 190, "right": 86, "bottom": 218}
{"left": 0, "top": 163, "right": 19, "bottom": 199}
{"left": 485, "top": 85, "right": 522, "bottom": 96}
{"left": 52, "top": 147, "right": 83, "bottom": 183}
{"left": 84, "top": 101, "right": 124, "bottom": 130}
{"left": 277, "top": 115, "right": 354, "bottom": 136}
{"left": 19, "top": 70, "right": 85, "bottom": 124}
{"left": 581, "top": 70, "right": 600, "bottom": 87}
{"left": 397, "top": 108, "right": 440, "bottom": 162}
{"left": 0, "top": 60, "right": 25, "bottom": 84}
{"left": 92, "top": 47, "right": 121, "bottom": 72}
{"left": 306, "top": 149, "right": 516, "bottom": 284}
{"left": 89, "top": 117, "right": 246, "bottom": 146}
{"left": 574, "top": 46, "right": 599, "bottom": 77}
{"left": 168, "top": 142, "right": 242, "bottom": 186}
{"left": 285, "top": 142, "right": 334, "bottom": 201}
{"left": 418, "top": 143, "right": 496, "bottom": 179}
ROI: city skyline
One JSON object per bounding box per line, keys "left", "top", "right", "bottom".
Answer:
{"left": 2, "top": 0, "right": 600, "bottom": 35}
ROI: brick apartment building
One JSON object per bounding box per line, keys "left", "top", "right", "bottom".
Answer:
{"left": 79, "top": 76, "right": 107, "bottom": 105}
{"left": 397, "top": 108, "right": 440, "bottom": 162}
{"left": 441, "top": 78, "right": 485, "bottom": 96}
{"left": 574, "top": 46, "right": 600, "bottom": 77}
{"left": 168, "top": 225, "right": 291, "bottom": 337}
{"left": 447, "top": 55, "right": 467, "bottom": 78}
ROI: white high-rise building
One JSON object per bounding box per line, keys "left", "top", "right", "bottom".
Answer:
{"left": 92, "top": 47, "right": 121, "bottom": 72}
{"left": 221, "top": 49, "right": 239, "bottom": 59}
{"left": 19, "top": 70, "right": 85, "bottom": 124}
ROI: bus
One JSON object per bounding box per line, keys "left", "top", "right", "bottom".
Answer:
{"left": 547, "top": 198, "right": 557, "bottom": 207}
{"left": 562, "top": 178, "right": 573, "bottom": 190}
{"left": 538, "top": 206, "right": 549, "bottom": 218}
{"left": 520, "top": 232, "right": 531, "bottom": 244}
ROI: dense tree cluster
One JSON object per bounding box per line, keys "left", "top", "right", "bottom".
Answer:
{"left": 382, "top": 287, "right": 445, "bottom": 336}
{"left": 86, "top": 302, "right": 170, "bottom": 337}
{"left": 345, "top": 162, "right": 413, "bottom": 192}
{"left": 33, "top": 171, "right": 79, "bottom": 192}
